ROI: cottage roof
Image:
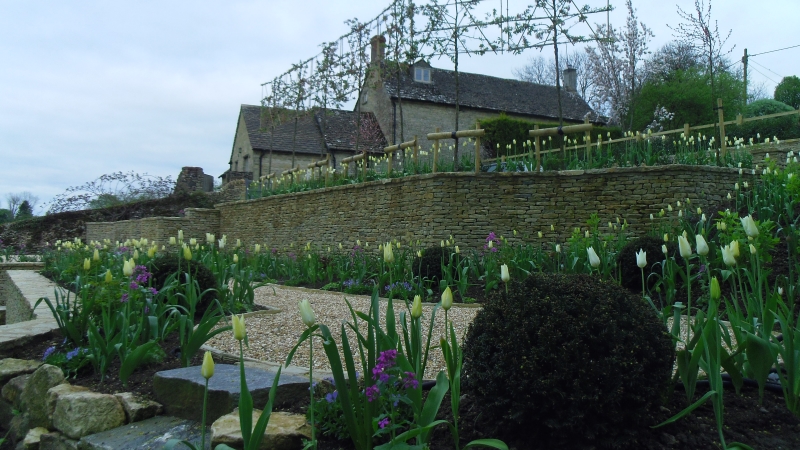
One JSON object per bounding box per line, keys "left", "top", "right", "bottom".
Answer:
{"left": 240, "top": 105, "right": 327, "bottom": 155}
{"left": 314, "top": 109, "right": 387, "bottom": 153}
{"left": 383, "top": 63, "right": 599, "bottom": 123}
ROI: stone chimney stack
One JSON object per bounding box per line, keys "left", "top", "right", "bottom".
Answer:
{"left": 370, "top": 35, "right": 386, "bottom": 64}
{"left": 563, "top": 66, "right": 577, "bottom": 93}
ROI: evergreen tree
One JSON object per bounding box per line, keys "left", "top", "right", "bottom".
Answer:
{"left": 15, "top": 201, "right": 33, "bottom": 220}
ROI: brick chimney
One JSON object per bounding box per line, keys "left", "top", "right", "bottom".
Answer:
{"left": 370, "top": 35, "right": 386, "bottom": 64}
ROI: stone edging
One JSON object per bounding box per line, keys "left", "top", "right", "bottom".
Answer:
{"left": 0, "top": 264, "right": 60, "bottom": 353}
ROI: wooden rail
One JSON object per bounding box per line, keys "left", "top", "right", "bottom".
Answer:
{"left": 426, "top": 125, "right": 485, "bottom": 173}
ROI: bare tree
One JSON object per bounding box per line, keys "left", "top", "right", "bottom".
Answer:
{"left": 513, "top": 51, "right": 595, "bottom": 104}
{"left": 645, "top": 41, "right": 701, "bottom": 82}
{"left": 5, "top": 192, "right": 39, "bottom": 217}
{"left": 48, "top": 171, "right": 175, "bottom": 213}
{"left": 669, "top": 0, "right": 734, "bottom": 112}
{"left": 585, "top": 0, "right": 653, "bottom": 128}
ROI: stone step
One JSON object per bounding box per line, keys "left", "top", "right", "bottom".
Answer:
{"left": 153, "top": 364, "right": 309, "bottom": 424}
{"left": 76, "top": 415, "right": 209, "bottom": 450}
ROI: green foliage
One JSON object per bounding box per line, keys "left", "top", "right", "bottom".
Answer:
{"left": 15, "top": 201, "right": 33, "bottom": 220}
{"left": 616, "top": 236, "right": 682, "bottom": 292}
{"left": 728, "top": 99, "right": 800, "bottom": 142}
{"left": 0, "top": 209, "right": 12, "bottom": 224}
{"left": 463, "top": 273, "right": 674, "bottom": 449}
{"left": 774, "top": 75, "right": 800, "bottom": 110}
{"left": 150, "top": 255, "right": 218, "bottom": 317}
{"left": 632, "top": 68, "right": 744, "bottom": 132}
{"left": 411, "top": 246, "right": 447, "bottom": 284}
{"left": 478, "top": 114, "right": 622, "bottom": 158}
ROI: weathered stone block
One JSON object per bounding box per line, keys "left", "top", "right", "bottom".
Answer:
{"left": 2, "top": 374, "right": 31, "bottom": 408}
{"left": 113, "top": 392, "right": 162, "bottom": 423}
{"left": 211, "top": 410, "right": 311, "bottom": 450}
{"left": 0, "top": 359, "right": 42, "bottom": 386}
{"left": 20, "top": 364, "right": 65, "bottom": 429}
{"left": 52, "top": 392, "right": 125, "bottom": 439}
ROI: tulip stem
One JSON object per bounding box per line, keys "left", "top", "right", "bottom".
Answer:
{"left": 201, "top": 377, "right": 209, "bottom": 449}
{"left": 685, "top": 259, "right": 692, "bottom": 344}
{"left": 308, "top": 337, "right": 316, "bottom": 450}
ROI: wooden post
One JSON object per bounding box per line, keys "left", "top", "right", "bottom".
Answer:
{"left": 717, "top": 98, "right": 727, "bottom": 159}
{"left": 584, "top": 118, "right": 591, "bottom": 164}
{"left": 362, "top": 150, "right": 367, "bottom": 181}
{"left": 534, "top": 125, "right": 541, "bottom": 171}
{"left": 386, "top": 148, "right": 392, "bottom": 177}
{"left": 413, "top": 136, "right": 419, "bottom": 174}
{"left": 325, "top": 155, "right": 330, "bottom": 187}
{"left": 683, "top": 123, "right": 690, "bottom": 139}
{"left": 433, "top": 128, "right": 440, "bottom": 173}
{"left": 474, "top": 123, "right": 481, "bottom": 173}
{"left": 736, "top": 113, "right": 743, "bottom": 126}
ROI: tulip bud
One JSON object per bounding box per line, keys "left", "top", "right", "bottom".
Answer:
{"left": 201, "top": 351, "right": 215, "bottom": 380}
{"left": 123, "top": 259, "right": 134, "bottom": 277}
{"left": 169, "top": 237, "right": 177, "bottom": 245}
{"left": 218, "top": 239, "right": 226, "bottom": 249}
{"left": 587, "top": 247, "right": 601, "bottom": 268}
{"left": 664, "top": 233, "right": 669, "bottom": 242}
{"left": 555, "top": 244, "right": 561, "bottom": 253}
{"left": 585, "top": 230, "right": 590, "bottom": 238}
{"left": 104, "top": 269, "right": 113, "bottom": 283}
{"left": 710, "top": 277, "right": 721, "bottom": 301}
{"left": 636, "top": 249, "right": 647, "bottom": 269}
{"left": 668, "top": 204, "right": 673, "bottom": 212}
{"left": 550, "top": 224, "right": 555, "bottom": 231}
{"left": 177, "top": 230, "right": 184, "bottom": 242}
{"left": 488, "top": 241, "right": 493, "bottom": 249}
{"left": 455, "top": 246, "right": 460, "bottom": 254}
{"left": 741, "top": 215, "right": 759, "bottom": 238}
{"left": 731, "top": 240, "right": 740, "bottom": 258}
{"left": 254, "top": 244, "right": 261, "bottom": 253}
{"left": 437, "top": 286, "right": 452, "bottom": 311}
{"left": 189, "top": 238, "right": 197, "bottom": 246}
{"left": 778, "top": 287, "right": 784, "bottom": 296}
{"left": 133, "top": 249, "right": 139, "bottom": 260}
{"left": 696, "top": 235, "right": 709, "bottom": 256}
{"left": 93, "top": 249, "right": 100, "bottom": 261}
{"left": 82, "top": 258, "right": 90, "bottom": 271}
{"left": 233, "top": 254, "right": 239, "bottom": 263}
{"left": 417, "top": 250, "right": 423, "bottom": 258}
{"left": 411, "top": 295, "right": 422, "bottom": 319}
{"left": 750, "top": 244, "right": 757, "bottom": 255}
{"left": 538, "top": 231, "right": 543, "bottom": 238}
{"left": 183, "top": 245, "right": 192, "bottom": 261}
{"left": 662, "top": 244, "right": 668, "bottom": 255}
{"left": 650, "top": 213, "right": 654, "bottom": 220}
{"left": 722, "top": 244, "right": 736, "bottom": 266}
{"left": 232, "top": 314, "right": 246, "bottom": 341}
{"left": 678, "top": 235, "right": 692, "bottom": 258}
{"left": 299, "top": 299, "right": 316, "bottom": 327}
{"left": 383, "top": 242, "right": 395, "bottom": 264}
{"left": 500, "top": 264, "right": 510, "bottom": 282}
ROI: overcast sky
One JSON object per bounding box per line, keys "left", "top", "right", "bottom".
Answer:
{"left": 1, "top": 0, "right": 798, "bottom": 214}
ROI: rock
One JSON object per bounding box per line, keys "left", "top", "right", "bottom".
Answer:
{"left": 19, "top": 364, "right": 66, "bottom": 429}
{"left": 2, "top": 374, "right": 31, "bottom": 408}
{"left": 153, "top": 364, "right": 308, "bottom": 424}
{"left": 211, "top": 409, "right": 311, "bottom": 450}
{"left": 46, "top": 384, "right": 90, "bottom": 421}
{"left": 22, "top": 426, "right": 48, "bottom": 449}
{"left": 78, "top": 415, "right": 207, "bottom": 450}
{"left": 0, "top": 398, "right": 14, "bottom": 427}
{"left": 38, "top": 432, "right": 79, "bottom": 450}
{"left": 113, "top": 392, "right": 162, "bottom": 423}
{"left": 51, "top": 392, "right": 125, "bottom": 439}
{"left": 0, "top": 359, "right": 42, "bottom": 386}
{"left": 9, "top": 412, "right": 30, "bottom": 445}
{"left": 660, "top": 432, "right": 677, "bottom": 446}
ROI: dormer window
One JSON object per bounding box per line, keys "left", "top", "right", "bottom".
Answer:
{"left": 414, "top": 67, "right": 431, "bottom": 83}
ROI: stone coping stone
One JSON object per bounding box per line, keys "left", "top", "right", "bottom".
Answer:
{"left": 0, "top": 358, "right": 42, "bottom": 385}
{"left": 153, "top": 364, "right": 308, "bottom": 424}
{"left": 78, "top": 415, "right": 208, "bottom": 450}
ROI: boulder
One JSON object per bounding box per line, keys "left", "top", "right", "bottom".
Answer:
{"left": 51, "top": 392, "right": 125, "bottom": 440}
{"left": 113, "top": 392, "right": 162, "bottom": 423}
{"left": 19, "top": 364, "right": 65, "bottom": 429}
{"left": 77, "top": 415, "right": 207, "bottom": 450}
{"left": 22, "top": 426, "right": 48, "bottom": 449}
{"left": 46, "top": 384, "right": 90, "bottom": 421}
{"left": 0, "top": 359, "right": 42, "bottom": 385}
{"left": 211, "top": 409, "right": 311, "bottom": 450}
{"left": 2, "top": 374, "right": 31, "bottom": 408}
{"left": 9, "top": 412, "right": 30, "bottom": 445}
{"left": 38, "top": 432, "right": 80, "bottom": 450}
{"left": 153, "top": 364, "right": 308, "bottom": 424}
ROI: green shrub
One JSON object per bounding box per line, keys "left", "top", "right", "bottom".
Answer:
{"left": 728, "top": 99, "right": 800, "bottom": 141}
{"left": 616, "top": 236, "right": 682, "bottom": 292}
{"left": 411, "top": 246, "right": 447, "bottom": 284}
{"left": 462, "top": 273, "right": 674, "bottom": 449}
{"left": 149, "top": 254, "right": 218, "bottom": 317}
{"left": 774, "top": 75, "right": 800, "bottom": 110}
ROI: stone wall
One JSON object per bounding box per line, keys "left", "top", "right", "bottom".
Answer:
{"left": 214, "top": 165, "right": 754, "bottom": 252}
{"left": 86, "top": 208, "right": 220, "bottom": 245}
{"left": 174, "top": 167, "right": 214, "bottom": 194}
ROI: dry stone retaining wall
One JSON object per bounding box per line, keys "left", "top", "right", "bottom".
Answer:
{"left": 86, "top": 208, "right": 220, "bottom": 245}
{"left": 214, "top": 165, "right": 753, "bottom": 251}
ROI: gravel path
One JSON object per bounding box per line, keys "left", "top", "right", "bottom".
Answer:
{"left": 204, "top": 284, "right": 481, "bottom": 380}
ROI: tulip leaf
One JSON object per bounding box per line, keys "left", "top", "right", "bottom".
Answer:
{"left": 652, "top": 390, "right": 716, "bottom": 428}
{"left": 745, "top": 331, "right": 775, "bottom": 403}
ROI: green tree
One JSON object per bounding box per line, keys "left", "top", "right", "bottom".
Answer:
{"left": 0, "top": 209, "right": 12, "bottom": 224}
{"left": 774, "top": 75, "right": 800, "bottom": 110}
{"left": 15, "top": 201, "right": 33, "bottom": 220}
{"left": 629, "top": 67, "right": 744, "bottom": 132}
{"left": 728, "top": 99, "right": 800, "bottom": 142}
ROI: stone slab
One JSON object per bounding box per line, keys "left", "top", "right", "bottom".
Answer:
{"left": 78, "top": 415, "right": 208, "bottom": 450}
{"left": 153, "top": 364, "right": 308, "bottom": 424}
{"left": 0, "top": 359, "right": 42, "bottom": 385}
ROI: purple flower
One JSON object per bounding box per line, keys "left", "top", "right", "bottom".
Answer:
{"left": 378, "top": 417, "right": 390, "bottom": 429}
{"left": 366, "top": 385, "right": 380, "bottom": 402}
{"left": 486, "top": 232, "right": 497, "bottom": 242}
{"left": 325, "top": 391, "right": 338, "bottom": 403}
{"left": 42, "top": 346, "right": 56, "bottom": 361}
{"left": 66, "top": 348, "right": 81, "bottom": 361}
{"left": 129, "top": 282, "right": 139, "bottom": 290}
{"left": 402, "top": 372, "right": 419, "bottom": 390}
{"left": 149, "top": 287, "right": 158, "bottom": 296}
{"left": 121, "top": 293, "right": 129, "bottom": 303}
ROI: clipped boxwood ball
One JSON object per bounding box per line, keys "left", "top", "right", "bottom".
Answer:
{"left": 617, "top": 235, "right": 683, "bottom": 292}
{"left": 411, "top": 246, "right": 449, "bottom": 283}
{"left": 462, "top": 273, "right": 674, "bottom": 449}
{"left": 150, "top": 254, "right": 218, "bottom": 317}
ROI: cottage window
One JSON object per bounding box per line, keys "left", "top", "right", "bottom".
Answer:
{"left": 414, "top": 67, "right": 431, "bottom": 83}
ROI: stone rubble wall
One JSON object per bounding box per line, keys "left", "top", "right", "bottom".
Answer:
{"left": 86, "top": 208, "right": 220, "bottom": 246}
